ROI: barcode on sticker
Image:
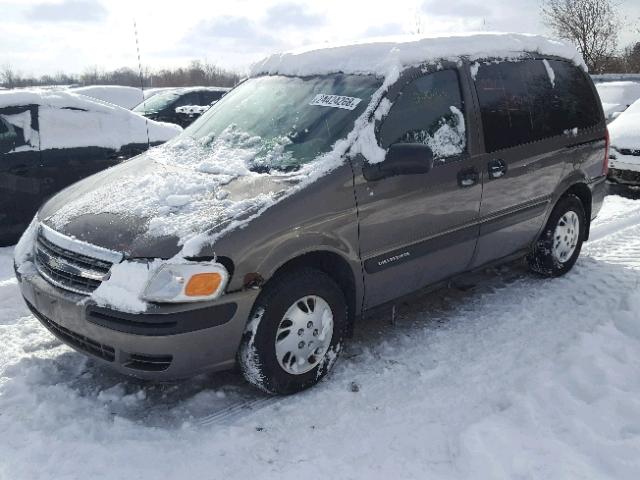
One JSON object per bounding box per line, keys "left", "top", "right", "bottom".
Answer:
{"left": 310, "top": 94, "right": 362, "bottom": 110}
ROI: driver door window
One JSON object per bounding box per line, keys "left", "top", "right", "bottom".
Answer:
{"left": 0, "top": 116, "right": 18, "bottom": 152}
{"left": 379, "top": 69, "right": 467, "bottom": 163}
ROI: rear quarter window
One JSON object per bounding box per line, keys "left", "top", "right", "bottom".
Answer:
{"left": 474, "top": 59, "right": 601, "bottom": 153}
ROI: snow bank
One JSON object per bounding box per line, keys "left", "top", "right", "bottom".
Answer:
{"left": 0, "top": 89, "right": 182, "bottom": 151}
{"left": 71, "top": 85, "right": 145, "bottom": 109}
{"left": 3, "top": 196, "right": 640, "bottom": 479}
{"left": 596, "top": 81, "right": 640, "bottom": 118}
{"left": 251, "top": 32, "right": 586, "bottom": 78}
{"left": 609, "top": 98, "right": 640, "bottom": 150}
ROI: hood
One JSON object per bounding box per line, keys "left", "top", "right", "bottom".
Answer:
{"left": 39, "top": 145, "right": 299, "bottom": 258}
{"left": 609, "top": 111, "right": 640, "bottom": 151}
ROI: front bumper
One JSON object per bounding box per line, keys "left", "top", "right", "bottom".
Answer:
{"left": 608, "top": 154, "right": 640, "bottom": 186}
{"left": 18, "top": 266, "right": 259, "bottom": 380}
{"left": 608, "top": 167, "right": 640, "bottom": 186}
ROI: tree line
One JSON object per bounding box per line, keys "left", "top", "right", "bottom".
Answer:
{"left": 541, "top": 0, "right": 639, "bottom": 73}
{"left": 0, "top": 60, "right": 241, "bottom": 89}
{"left": 1, "top": 0, "right": 639, "bottom": 89}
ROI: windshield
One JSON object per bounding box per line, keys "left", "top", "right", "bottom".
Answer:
{"left": 133, "top": 91, "right": 181, "bottom": 114}
{"left": 183, "top": 74, "right": 381, "bottom": 172}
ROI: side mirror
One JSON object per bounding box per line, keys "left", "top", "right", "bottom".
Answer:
{"left": 0, "top": 138, "right": 17, "bottom": 155}
{"left": 363, "top": 143, "right": 434, "bottom": 181}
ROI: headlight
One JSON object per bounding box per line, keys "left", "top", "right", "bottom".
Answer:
{"left": 141, "top": 262, "right": 229, "bottom": 303}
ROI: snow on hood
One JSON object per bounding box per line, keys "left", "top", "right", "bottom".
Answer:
{"left": 0, "top": 89, "right": 182, "bottom": 150}
{"left": 251, "top": 32, "right": 586, "bottom": 78}
{"left": 43, "top": 77, "right": 393, "bottom": 261}
{"left": 609, "top": 99, "right": 640, "bottom": 150}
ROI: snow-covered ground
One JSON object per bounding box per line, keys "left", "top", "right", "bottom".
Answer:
{"left": 2, "top": 194, "right": 640, "bottom": 479}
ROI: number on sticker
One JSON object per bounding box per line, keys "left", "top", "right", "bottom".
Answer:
{"left": 309, "top": 94, "right": 362, "bottom": 110}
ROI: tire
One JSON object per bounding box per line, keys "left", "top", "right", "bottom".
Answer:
{"left": 238, "top": 268, "right": 348, "bottom": 395}
{"left": 527, "top": 194, "right": 586, "bottom": 277}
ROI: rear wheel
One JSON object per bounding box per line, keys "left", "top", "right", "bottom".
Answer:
{"left": 527, "top": 194, "right": 586, "bottom": 277}
{"left": 238, "top": 268, "right": 348, "bottom": 395}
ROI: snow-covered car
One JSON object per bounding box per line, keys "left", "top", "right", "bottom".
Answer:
{"left": 608, "top": 98, "right": 640, "bottom": 186}
{"left": 0, "top": 89, "right": 182, "bottom": 246}
{"left": 595, "top": 81, "right": 640, "bottom": 121}
{"left": 14, "top": 33, "right": 607, "bottom": 395}
{"left": 133, "top": 87, "right": 230, "bottom": 127}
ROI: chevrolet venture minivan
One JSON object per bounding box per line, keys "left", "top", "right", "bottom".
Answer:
{"left": 15, "top": 34, "right": 608, "bottom": 395}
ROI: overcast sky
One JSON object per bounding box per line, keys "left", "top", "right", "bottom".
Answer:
{"left": 1, "top": 0, "right": 639, "bottom": 77}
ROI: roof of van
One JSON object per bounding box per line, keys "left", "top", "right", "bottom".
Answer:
{"left": 251, "top": 32, "right": 586, "bottom": 79}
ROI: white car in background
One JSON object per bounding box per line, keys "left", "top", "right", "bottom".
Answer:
{"left": 608, "top": 98, "right": 640, "bottom": 187}
{"left": 595, "top": 81, "right": 640, "bottom": 121}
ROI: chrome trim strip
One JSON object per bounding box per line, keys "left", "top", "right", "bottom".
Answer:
{"left": 34, "top": 261, "right": 94, "bottom": 296}
{"left": 35, "top": 245, "right": 107, "bottom": 281}
{"left": 39, "top": 224, "right": 123, "bottom": 264}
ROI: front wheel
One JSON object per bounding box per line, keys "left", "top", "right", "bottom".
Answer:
{"left": 238, "top": 268, "right": 348, "bottom": 395}
{"left": 527, "top": 194, "right": 586, "bottom": 277}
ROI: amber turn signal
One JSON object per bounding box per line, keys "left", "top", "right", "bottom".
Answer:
{"left": 185, "top": 273, "right": 223, "bottom": 297}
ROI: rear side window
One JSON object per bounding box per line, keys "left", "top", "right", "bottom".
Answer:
{"left": 379, "top": 69, "right": 466, "bottom": 162}
{"left": 475, "top": 59, "right": 601, "bottom": 152}
{"left": 0, "top": 113, "right": 28, "bottom": 152}
{"left": 174, "top": 92, "right": 202, "bottom": 107}
{"left": 545, "top": 59, "right": 600, "bottom": 130}
{"left": 202, "top": 91, "right": 225, "bottom": 104}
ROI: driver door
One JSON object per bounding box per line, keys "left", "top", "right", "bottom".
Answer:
{"left": 352, "top": 67, "right": 482, "bottom": 309}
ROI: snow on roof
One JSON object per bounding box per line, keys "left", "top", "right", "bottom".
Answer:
{"left": 155, "top": 86, "right": 232, "bottom": 94}
{"left": 251, "top": 32, "right": 586, "bottom": 78}
{"left": 71, "top": 85, "right": 145, "bottom": 109}
{"left": 0, "top": 88, "right": 127, "bottom": 111}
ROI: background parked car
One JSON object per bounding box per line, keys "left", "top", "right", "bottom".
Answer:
{"left": 132, "top": 87, "right": 230, "bottom": 127}
{"left": 0, "top": 89, "right": 182, "bottom": 246}
{"left": 608, "top": 98, "right": 640, "bottom": 187}
{"left": 595, "top": 81, "right": 640, "bottom": 121}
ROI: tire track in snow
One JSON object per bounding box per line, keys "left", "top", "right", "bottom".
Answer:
{"left": 192, "top": 195, "right": 640, "bottom": 427}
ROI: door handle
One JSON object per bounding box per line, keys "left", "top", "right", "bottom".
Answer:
{"left": 457, "top": 168, "right": 479, "bottom": 188}
{"left": 488, "top": 159, "right": 507, "bottom": 179}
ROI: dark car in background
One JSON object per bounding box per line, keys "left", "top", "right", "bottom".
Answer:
{"left": 132, "top": 87, "right": 231, "bottom": 127}
{"left": 0, "top": 90, "right": 181, "bottom": 246}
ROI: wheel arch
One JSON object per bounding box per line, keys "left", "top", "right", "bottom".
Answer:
{"left": 260, "top": 250, "right": 360, "bottom": 335}
{"left": 561, "top": 182, "right": 593, "bottom": 240}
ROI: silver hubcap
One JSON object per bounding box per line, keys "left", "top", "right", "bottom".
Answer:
{"left": 552, "top": 211, "right": 580, "bottom": 263}
{"left": 275, "top": 295, "right": 334, "bottom": 375}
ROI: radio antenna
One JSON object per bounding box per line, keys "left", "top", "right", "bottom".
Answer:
{"left": 133, "top": 18, "right": 150, "bottom": 149}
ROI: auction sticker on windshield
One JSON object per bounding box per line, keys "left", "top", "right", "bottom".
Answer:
{"left": 310, "top": 94, "right": 362, "bottom": 110}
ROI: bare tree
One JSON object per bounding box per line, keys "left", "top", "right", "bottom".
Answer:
{"left": 541, "top": 0, "right": 620, "bottom": 72}
{"left": 1, "top": 63, "right": 17, "bottom": 89}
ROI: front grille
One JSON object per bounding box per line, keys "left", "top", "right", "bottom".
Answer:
{"left": 609, "top": 168, "right": 640, "bottom": 184}
{"left": 124, "top": 353, "right": 173, "bottom": 372}
{"left": 26, "top": 300, "right": 116, "bottom": 362}
{"left": 34, "top": 229, "right": 114, "bottom": 295}
{"left": 619, "top": 148, "right": 640, "bottom": 156}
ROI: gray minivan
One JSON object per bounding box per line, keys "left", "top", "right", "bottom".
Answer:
{"left": 14, "top": 35, "right": 608, "bottom": 395}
